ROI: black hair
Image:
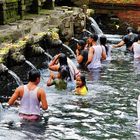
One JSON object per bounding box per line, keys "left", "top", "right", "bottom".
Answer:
{"left": 89, "top": 33, "right": 98, "bottom": 41}
{"left": 100, "top": 35, "right": 108, "bottom": 54}
{"left": 126, "top": 27, "right": 133, "bottom": 33}
{"left": 59, "top": 53, "right": 68, "bottom": 66}
{"left": 59, "top": 65, "right": 70, "bottom": 80}
{"left": 28, "top": 69, "right": 40, "bottom": 82}
{"left": 77, "top": 40, "right": 86, "bottom": 50}
{"left": 78, "top": 74, "right": 88, "bottom": 91}
{"left": 82, "top": 37, "right": 88, "bottom": 43}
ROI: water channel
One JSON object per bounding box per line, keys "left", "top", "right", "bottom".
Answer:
{"left": 0, "top": 33, "right": 140, "bottom": 139}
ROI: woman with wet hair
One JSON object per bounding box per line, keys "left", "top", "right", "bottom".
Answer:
{"left": 47, "top": 65, "right": 71, "bottom": 90}
{"left": 99, "top": 35, "right": 112, "bottom": 61}
{"left": 76, "top": 40, "right": 88, "bottom": 68}
{"left": 48, "top": 53, "right": 80, "bottom": 90}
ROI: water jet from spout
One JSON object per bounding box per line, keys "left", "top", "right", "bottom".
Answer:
{"left": 25, "top": 60, "right": 36, "bottom": 69}
{"left": 62, "top": 43, "right": 76, "bottom": 59}
{"left": 88, "top": 17, "right": 103, "bottom": 35}
{"left": 8, "top": 70, "right": 23, "bottom": 86}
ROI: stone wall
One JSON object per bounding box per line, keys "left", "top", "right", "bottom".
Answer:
{"left": 88, "top": 0, "right": 140, "bottom": 29}
{"left": 116, "top": 10, "right": 140, "bottom": 27}
{"left": 0, "top": 0, "right": 20, "bottom": 24}
{"left": 91, "top": 0, "right": 140, "bottom": 4}
{"left": 71, "top": 0, "right": 140, "bottom": 29}
{"left": 0, "top": 6, "right": 86, "bottom": 64}
{"left": 0, "top": 0, "right": 55, "bottom": 25}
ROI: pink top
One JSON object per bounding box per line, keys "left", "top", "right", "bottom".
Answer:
{"left": 19, "top": 85, "right": 40, "bottom": 115}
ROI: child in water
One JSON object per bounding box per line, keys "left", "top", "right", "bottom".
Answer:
{"left": 74, "top": 74, "right": 88, "bottom": 96}
{"left": 47, "top": 65, "right": 71, "bottom": 90}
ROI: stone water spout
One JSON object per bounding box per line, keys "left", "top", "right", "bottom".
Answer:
{"left": 31, "top": 45, "right": 53, "bottom": 60}
{"left": 57, "top": 40, "right": 77, "bottom": 59}
{"left": 8, "top": 51, "right": 26, "bottom": 66}
{"left": 71, "top": 37, "right": 79, "bottom": 43}
{"left": 87, "top": 17, "right": 103, "bottom": 35}
{"left": 82, "top": 29, "right": 92, "bottom": 36}
{"left": 0, "top": 63, "right": 22, "bottom": 86}
{"left": 32, "top": 45, "right": 45, "bottom": 54}
{"left": 7, "top": 50, "right": 37, "bottom": 69}
{"left": 0, "top": 63, "right": 8, "bottom": 74}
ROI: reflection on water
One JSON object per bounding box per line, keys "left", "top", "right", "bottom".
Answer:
{"left": 1, "top": 44, "right": 140, "bottom": 139}
{"left": 134, "top": 60, "right": 140, "bottom": 74}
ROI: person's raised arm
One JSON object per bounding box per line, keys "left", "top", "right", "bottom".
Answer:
{"left": 48, "top": 54, "right": 60, "bottom": 71}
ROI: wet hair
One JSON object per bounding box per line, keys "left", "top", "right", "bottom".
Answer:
{"left": 126, "top": 27, "right": 133, "bottom": 33}
{"left": 82, "top": 37, "right": 88, "bottom": 43}
{"left": 59, "top": 53, "right": 68, "bottom": 66}
{"left": 89, "top": 33, "right": 98, "bottom": 41}
{"left": 100, "top": 35, "right": 108, "bottom": 54}
{"left": 77, "top": 40, "right": 86, "bottom": 50}
{"left": 59, "top": 65, "right": 70, "bottom": 80}
{"left": 28, "top": 69, "right": 40, "bottom": 82}
{"left": 77, "top": 74, "right": 88, "bottom": 90}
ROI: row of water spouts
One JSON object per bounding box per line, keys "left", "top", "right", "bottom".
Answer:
{"left": 0, "top": 41, "right": 78, "bottom": 86}
{"left": 0, "top": 16, "right": 124, "bottom": 121}
{"left": 0, "top": 16, "right": 119, "bottom": 88}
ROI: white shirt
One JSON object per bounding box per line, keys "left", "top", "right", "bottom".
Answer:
{"left": 132, "top": 42, "right": 140, "bottom": 59}
{"left": 88, "top": 45, "right": 105, "bottom": 69}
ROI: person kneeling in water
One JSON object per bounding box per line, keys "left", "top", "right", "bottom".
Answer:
{"left": 8, "top": 69, "right": 48, "bottom": 121}
{"left": 47, "top": 65, "right": 71, "bottom": 90}
{"left": 74, "top": 74, "right": 88, "bottom": 96}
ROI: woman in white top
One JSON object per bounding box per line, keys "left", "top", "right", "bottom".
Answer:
{"left": 130, "top": 34, "right": 140, "bottom": 59}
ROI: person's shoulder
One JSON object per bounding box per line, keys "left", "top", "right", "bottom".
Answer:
{"left": 133, "top": 42, "right": 139, "bottom": 47}
{"left": 123, "top": 34, "right": 128, "bottom": 39}
{"left": 37, "top": 87, "right": 46, "bottom": 94}
{"left": 16, "top": 85, "right": 24, "bottom": 91}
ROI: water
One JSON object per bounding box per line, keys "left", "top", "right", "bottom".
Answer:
{"left": 8, "top": 70, "right": 23, "bottom": 86}
{"left": 25, "top": 60, "right": 36, "bottom": 69}
{"left": 1, "top": 35, "right": 140, "bottom": 139}
{"left": 88, "top": 17, "right": 103, "bottom": 35}
{"left": 44, "top": 52, "right": 53, "bottom": 60}
{"left": 62, "top": 43, "right": 77, "bottom": 59}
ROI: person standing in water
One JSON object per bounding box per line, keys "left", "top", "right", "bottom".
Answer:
{"left": 8, "top": 69, "right": 48, "bottom": 121}
{"left": 85, "top": 33, "right": 106, "bottom": 70}
{"left": 76, "top": 40, "right": 88, "bottom": 69}
{"left": 129, "top": 34, "right": 140, "bottom": 59}
{"left": 113, "top": 27, "right": 138, "bottom": 52}
{"left": 99, "top": 35, "right": 112, "bottom": 61}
